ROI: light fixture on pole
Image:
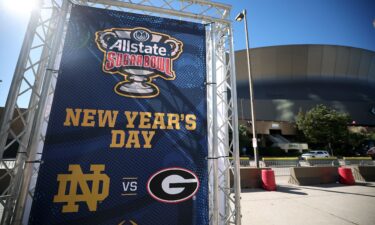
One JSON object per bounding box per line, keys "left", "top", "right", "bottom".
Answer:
{"left": 235, "top": 9, "right": 259, "bottom": 168}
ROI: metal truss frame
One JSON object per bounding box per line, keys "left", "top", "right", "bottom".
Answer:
{"left": 0, "top": 1, "right": 241, "bottom": 224}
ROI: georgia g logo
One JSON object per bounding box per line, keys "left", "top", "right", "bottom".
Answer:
{"left": 147, "top": 168, "right": 199, "bottom": 203}
{"left": 95, "top": 27, "right": 183, "bottom": 98}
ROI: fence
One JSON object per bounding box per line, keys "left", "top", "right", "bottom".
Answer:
{"left": 343, "top": 157, "right": 374, "bottom": 166}
{"left": 262, "top": 157, "right": 299, "bottom": 176}
{"left": 230, "top": 157, "right": 251, "bottom": 167}
{"left": 229, "top": 157, "right": 375, "bottom": 177}
{"left": 305, "top": 157, "right": 340, "bottom": 166}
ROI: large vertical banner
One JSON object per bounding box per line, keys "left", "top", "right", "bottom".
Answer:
{"left": 29, "top": 5, "right": 208, "bottom": 225}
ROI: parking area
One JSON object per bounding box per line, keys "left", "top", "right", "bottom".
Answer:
{"left": 241, "top": 179, "right": 375, "bottom": 225}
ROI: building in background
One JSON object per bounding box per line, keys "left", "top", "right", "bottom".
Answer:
{"left": 236, "top": 44, "right": 375, "bottom": 150}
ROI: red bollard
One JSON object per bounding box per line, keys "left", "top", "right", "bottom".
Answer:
{"left": 261, "top": 169, "right": 276, "bottom": 191}
{"left": 338, "top": 167, "right": 355, "bottom": 185}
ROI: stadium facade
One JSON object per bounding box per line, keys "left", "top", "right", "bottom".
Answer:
{"left": 236, "top": 44, "right": 375, "bottom": 141}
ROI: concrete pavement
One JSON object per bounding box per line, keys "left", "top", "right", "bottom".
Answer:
{"left": 240, "top": 179, "right": 375, "bottom": 225}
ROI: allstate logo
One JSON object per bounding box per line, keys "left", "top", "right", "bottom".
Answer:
{"left": 133, "top": 29, "right": 150, "bottom": 42}
{"left": 95, "top": 27, "right": 183, "bottom": 98}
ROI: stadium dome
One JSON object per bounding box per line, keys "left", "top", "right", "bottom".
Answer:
{"left": 236, "top": 45, "right": 375, "bottom": 135}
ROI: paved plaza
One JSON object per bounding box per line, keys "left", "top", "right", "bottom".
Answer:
{"left": 241, "top": 179, "right": 375, "bottom": 225}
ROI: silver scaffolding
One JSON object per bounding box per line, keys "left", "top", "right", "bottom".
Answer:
{"left": 0, "top": 0, "right": 241, "bottom": 224}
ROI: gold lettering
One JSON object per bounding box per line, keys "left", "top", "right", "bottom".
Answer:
{"left": 185, "top": 114, "right": 196, "bottom": 130}
{"left": 63, "top": 108, "right": 82, "bottom": 127}
{"left": 142, "top": 131, "right": 155, "bottom": 148}
{"left": 126, "top": 131, "right": 141, "bottom": 148}
{"left": 167, "top": 113, "right": 180, "bottom": 129}
{"left": 110, "top": 130, "right": 125, "bottom": 148}
{"left": 98, "top": 110, "right": 118, "bottom": 128}
{"left": 152, "top": 113, "right": 166, "bottom": 129}
{"left": 139, "top": 112, "right": 152, "bottom": 129}
{"left": 81, "top": 109, "right": 97, "bottom": 127}
{"left": 124, "top": 111, "right": 138, "bottom": 128}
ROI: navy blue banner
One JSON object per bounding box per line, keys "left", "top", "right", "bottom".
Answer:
{"left": 29, "top": 5, "right": 207, "bottom": 225}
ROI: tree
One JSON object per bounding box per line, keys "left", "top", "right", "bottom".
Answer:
{"left": 296, "top": 105, "right": 350, "bottom": 155}
{"left": 367, "top": 131, "right": 375, "bottom": 140}
{"left": 238, "top": 124, "right": 251, "bottom": 156}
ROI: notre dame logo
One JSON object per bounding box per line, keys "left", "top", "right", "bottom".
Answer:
{"left": 53, "top": 164, "right": 110, "bottom": 213}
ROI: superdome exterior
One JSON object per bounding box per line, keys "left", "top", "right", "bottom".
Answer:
{"left": 236, "top": 44, "right": 375, "bottom": 136}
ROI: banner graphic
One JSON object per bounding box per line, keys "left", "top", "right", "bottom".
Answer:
{"left": 29, "top": 5, "right": 208, "bottom": 225}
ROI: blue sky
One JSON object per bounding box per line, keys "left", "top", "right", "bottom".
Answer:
{"left": 0, "top": 0, "right": 374, "bottom": 106}
{"left": 225, "top": 0, "right": 375, "bottom": 51}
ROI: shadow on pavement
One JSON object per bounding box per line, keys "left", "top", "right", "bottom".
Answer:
{"left": 297, "top": 185, "right": 375, "bottom": 198}
{"left": 276, "top": 185, "right": 308, "bottom": 195}
{"left": 355, "top": 182, "right": 375, "bottom": 188}
{"left": 241, "top": 185, "right": 308, "bottom": 195}
{"left": 241, "top": 188, "right": 264, "bottom": 193}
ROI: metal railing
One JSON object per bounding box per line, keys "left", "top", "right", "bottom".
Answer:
{"left": 305, "top": 157, "right": 340, "bottom": 166}
{"left": 229, "top": 157, "right": 375, "bottom": 177}
{"left": 343, "top": 157, "right": 374, "bottom": 166}
{"left": 261, "top": 158, "right": 299, "bottom": 176}
{"left": 230, "top": 157, "right": 251, "bottom": 167}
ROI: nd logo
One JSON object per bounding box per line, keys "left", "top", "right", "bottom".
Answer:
{"left": 53, "top": 164, "right": 110, "bottom": 213}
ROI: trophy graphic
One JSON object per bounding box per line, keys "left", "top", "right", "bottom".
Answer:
{"left": 95, "top": 27, "right": 183, "bottom": 98}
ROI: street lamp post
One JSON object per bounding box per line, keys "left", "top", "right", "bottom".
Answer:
{"left": 235, "top": 9, "right": 259, "bottom": 168}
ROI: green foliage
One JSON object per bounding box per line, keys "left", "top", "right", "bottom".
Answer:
{"left": 296, "top": 105, "right": 351, "bottom": 154}
{"left": 347, "top": 132, "right": 367, "bottom": 149}
{"left": 367, "top": 132, "right": 375, "bottom": 140}
{"left": 239, "top": 124, "right": 248, "bottom": 138}
{"left": 238, "top": 124, "right": 251, "bottom": 155}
